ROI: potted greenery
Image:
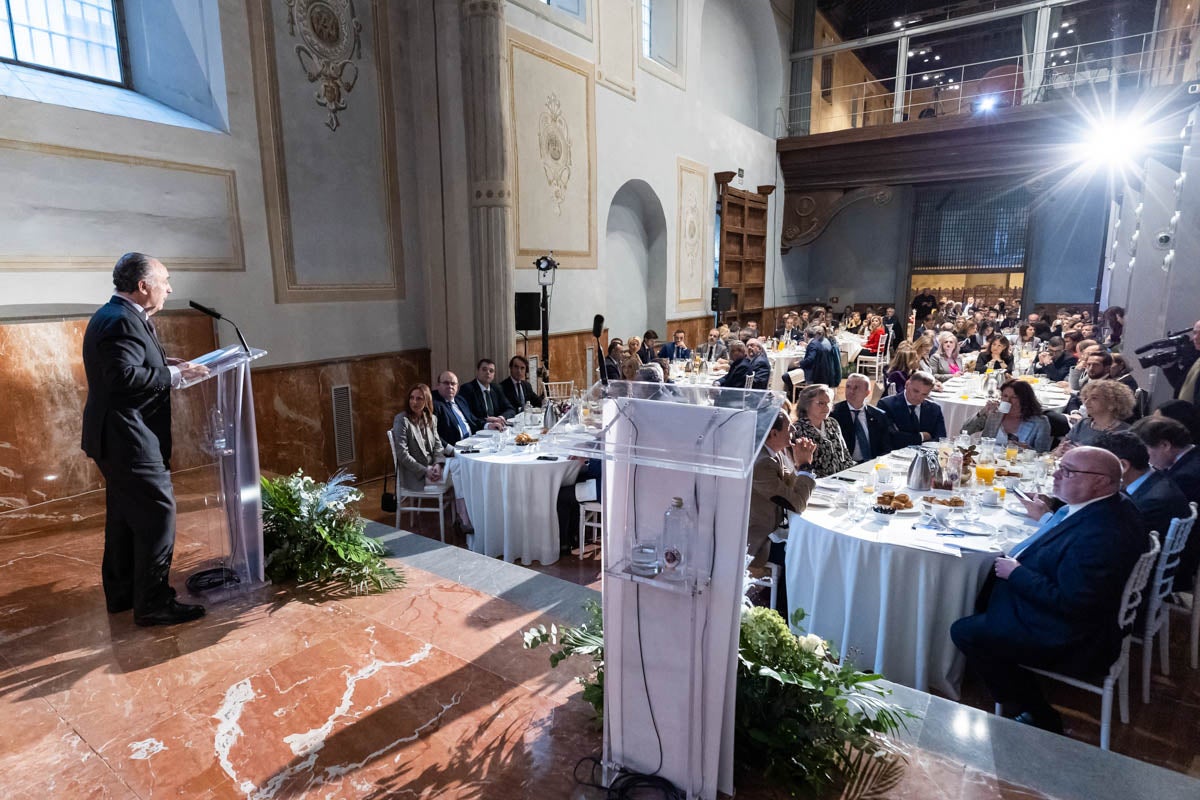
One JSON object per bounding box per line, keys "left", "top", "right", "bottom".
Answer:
{"left": 525, "top": 604, "right": 911, "bottom": 798}
{"left": 260, "top": 470, "right": 403, "bottom": 595}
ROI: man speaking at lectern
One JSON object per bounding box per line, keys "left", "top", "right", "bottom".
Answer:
{"left": 82, "top": 253, "right": 208, "bottom": 626}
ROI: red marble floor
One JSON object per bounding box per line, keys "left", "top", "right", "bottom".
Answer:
{"left": 0, "top": 470, "right": 1191, "bottom": 798}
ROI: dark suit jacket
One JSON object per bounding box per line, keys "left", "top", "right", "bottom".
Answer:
{"left": 1035, "top": 353, "right": 1075, "bottom": 382}
{"left": 799, "top": 337, "right": 839, "bottom": 387}
{"left": 979, "top": 494, "right": 1148, "bottom": 676}
{"left": 499, "top": 377, "right": 540, "bottom": 409}
{"left": 81, "top": 298, "right": 173, "bottom": 466}
{"left": 1167, "top": 448, "right": 1200, "bottom": 502}
{"left": 975, "top": 353, "right": 1015, "bottom": 374}
{"left": 877, "top": 393, "right": 946, "bottom": 449}
{"left": 658, "top": 343, "right": 692, "bottom": 361}
{"left": 433, "top": 394, "right": 483, "bottom": 445}
{"left": 717, "top": 357, "right": 752, "bottom": 389}
{"left": 1127, "top": 471, "right": 1191, "bottom": 540}
{"left": 748, "top": 353, "right": 771, "bottom": 390}
{"left": 458, "top": 379, "right": 514, "bottom": 420}
{"left": 830, "top": 401, "right": 890, "bottom": 462}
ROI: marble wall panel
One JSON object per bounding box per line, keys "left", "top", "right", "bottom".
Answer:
{"left": 251, "top": 349, "right": 430, "bottom": 482}
{"left": 0, "top": 312, "right": 216, "bottom": 510}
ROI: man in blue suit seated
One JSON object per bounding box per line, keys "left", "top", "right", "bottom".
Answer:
{"left": 951, "top": 447, "right": 1150, "bottom": 734}
{"left": 876, "top": 371, "right": 946, "bottom": 451}
{"left": 433, "top": 371, "right": 499, "bottom": 446}
{"left": 717, "top": 341, "right": 752, "bottom": 389}
{"left": 1134, "top": 416, "right": 1200, "bottom": 589}
{"left": 658, "top": 329, "right": 692, "bottom": 361}
{"left": 745, "top": 338, "right": 772, "bottom": 390}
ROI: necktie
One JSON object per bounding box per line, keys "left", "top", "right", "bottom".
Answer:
{"left": 452, "top": 403, "right": 470, "bottom": 439}
{"left": 516, "top": 382, "right": 525, "bottom": 407}
{"left": 142, "top": 315, "right": 166, "bottom": 360}
{"left": 483, "top": 387, "right": 493, "bottom": 416}
{"left": 1010, "top": 505, "right": 1071, "bottom": 558}
{"left": 851, "top": 409, "right": 872, "bottom": 462}
{"left": 908, "top": 404, "right": 920, "bottom": 431}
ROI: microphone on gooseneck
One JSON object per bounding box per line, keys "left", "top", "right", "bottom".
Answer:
{"left": 189, "top": 300, "right": 251, "bottom": 355}
{"left": 593, "top": 314, "right": 608, "bottom": 388}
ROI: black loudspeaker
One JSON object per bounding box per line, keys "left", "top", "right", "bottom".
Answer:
{"left": 711, "top": 287, "right": 733, "bottom": 313}
{"left": 515, "top": 292, "right": 542, "bottom": 331}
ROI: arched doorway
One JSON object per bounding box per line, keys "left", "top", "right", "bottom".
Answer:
{"left": 604, "top": 179, "right": 668, "bottom": 339}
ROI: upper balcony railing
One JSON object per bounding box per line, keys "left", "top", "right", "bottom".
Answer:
{"left": 782, "top": 25, "right": 1199, "bottom": 138}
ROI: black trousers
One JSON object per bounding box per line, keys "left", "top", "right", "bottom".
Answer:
{"left": 768, "top": 539, "right": 789, "bottom": 618}
{"left": 950, "top": 615, "right": 1056, "bottom": 717}
{"left": 96, "top": 460, "right": 177, "bottom": 614}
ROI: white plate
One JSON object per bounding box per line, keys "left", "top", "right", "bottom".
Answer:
{"left": 806, "top": 494, "right": 835, "bottom": 508}
{"left": 1004, "top": 503, "right": 1031, "bottom": 519}
{"left": 949, "top": 520, "right": 992, "bottom": 536}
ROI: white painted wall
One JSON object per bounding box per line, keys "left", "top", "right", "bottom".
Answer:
{"left": 0, "top": 0, "right": 428, "bottom": 369}
{"left": 507, "top": 0, "right": 791, "bottom": 338}
{"left": 605, "top": 179, "right": 668, "bottom": 336}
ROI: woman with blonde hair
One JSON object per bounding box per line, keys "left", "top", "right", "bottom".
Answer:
{"left": 928, "top": 331, "right": 964, "bottom": 380}
{"left": 390, "top": 383, "right": 450, "bottom": 491}
{"left": 791, "top": 384, "right": 855, "bottom": 477}
{"left": 1057, "top": 379, "right": 1135, "bottom": 452}
{"left": 885, "top": 344, "right": 921, "bottom": 396}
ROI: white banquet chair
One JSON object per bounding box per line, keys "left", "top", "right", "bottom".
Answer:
{"left": 544, "top": 380, "right": 575, "bottom": 402}
{"left": 855, "top": 333, "right": 889, "bottom": 385}
{"left": 1132, "top": 504, "right": 1196, "bottom": 703}
{"left": 996, "top": 534, "right": 1159, "bottom": 751}
{"left": 385, "top": 430, "right": 453, "bottom": 543}
{"left": 578, "top": 500, "right": 602, "bottom": 560}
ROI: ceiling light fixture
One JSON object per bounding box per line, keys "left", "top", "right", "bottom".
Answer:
{"left": 978, "top": 95, "right": 998, "bottom": 112}
{"left": 894, "top": 20, "right": 903, "bottom": 28}
{"left": 1079, "top": 117, "right": 1149, "bottom": 170}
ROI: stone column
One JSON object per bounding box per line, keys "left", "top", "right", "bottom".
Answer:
{"left": 460, "top": 0, "right": 515, "bottom": 361}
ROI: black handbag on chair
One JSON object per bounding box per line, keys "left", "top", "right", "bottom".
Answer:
{"left": 381, "top": 471, "right": 397, "bottom": 514}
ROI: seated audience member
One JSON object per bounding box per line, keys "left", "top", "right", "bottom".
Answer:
{"left": 1134, "top": 416, "right": 1200, "bottom": 586}
{"left": 951, "top": 447, "right": 1148, "bottom": 733}
{"left": 1028, "top": 312, "right": 1053, "bottom": 341}
{"left": 625, "top": 335, "right": 643, "bottom": 365}
{"left": 637, "top": 330, "right": 659, "bottom": 364}
{"left": 878, "top": 370, "right": 947, "bottom": 448}
{"left": 459, "top": 358, "right": 514, "bottom": 423}
{"left": 699, "top": 328, "right": 729, "bottom": 362}
{"left": 775, "top": 313, "right": 800, "bottom": 342}
{"left": 433, "top": 371, "right": 492, "bottom": 445}
{"left": 799, "top": 325, "right": 841, "bottom": 388}
{"left": 961, "top": 380, "right": 1053, "bottom": 452}
{"left": 636, "top": 363, "right": 665, "bottom": 382}
{"left": 842, "top": 310, "right": 864, "bottom": 335}
{"left": 620, "top": 351, "right": 642, "bottom": 382}
{"left": 391, "top": 383, "right": 449, "bottom": 491}
{"left": 603, "top": 339, "right": 626, "bottom": 381}
{"left": 1016, "top": 323, "right": 1038, "bottom": 346}
{"left": 913, "top": 332, "right": 936, "bottom": 373}
{"left": 1101, "top": 306, "right": 1124, "bottom": 349}
{"left": 1109, "top": 353, "right": 1138, "bottom": 395}
{"left": 1058, "top": 380, "right": 1135, "bottom": 452}
{"left": 500, "top": 355, "right": 540, "bottom": 410}
{"left": 749, "top": 412, "right": 817, "bottom": 612}
{"left": 717, "top": 341, "right": 753, "bottom": 389}
{"left": 1034, "top": 337, "right": 1075, "bottom": 382}
{"left": 745, "top": 338, "right": 772, "bottom": 390}
{"left": 885, "top": 345, "right": 921, "bottom": 397}
{"left": 1062, "top": 350, "right": 1116, "bottom": 414}
{"left": 745, "top": 321, "right": 760, "bottom": 339}
{"left": 928, "top": 331, "right": 964, "bottom": 380}
{"left": 881, "top": 306, "right": 903, "bottom": 348}
{"left": 1096, "top": 430, "right": 1194, "bottom": 589}
{"left": 556, "top": 457, "right": 602, "bottom": 555}
{"left": 1062, "top": 330, "right": 1084, "bottom": 358}
{"left": 1066, "top": 342, "right": 1104, "bottom": 392}
{"left": 1153, "top": 399, "right": 1200, "bottom": 441}
{"left": 975, "top": 334, "right": 1015, "bottom": 375}
{"left": 832, "top": 373, "right": 890, "bottom": 463}
{"left": 659, "top": 329, "right": 692, "bottom": 361}
{"left": 862, "top": 315, "right": 887, "bottom": 354}
{"left": 793, "top": 384, "right": 855, "bottom": 477}
{"left": 959, "top": 320, "right": 984, "bottom": 354}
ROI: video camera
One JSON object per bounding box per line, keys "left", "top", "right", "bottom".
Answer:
{"left": 1135, "top": 329, "right": 1193, "bottom": 369}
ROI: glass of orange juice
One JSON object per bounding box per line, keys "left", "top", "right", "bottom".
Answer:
{"left": 1005, "top": 444, "right": 1019, "bottom": 463}
{"left": 975, "top": 462, "right": 996, "bottom": 485}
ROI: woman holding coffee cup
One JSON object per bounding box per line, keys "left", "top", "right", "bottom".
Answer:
{"left": 960, "top": 379, "right": 1052, "bottom": 452}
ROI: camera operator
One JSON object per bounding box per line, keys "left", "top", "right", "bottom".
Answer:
{"left": 1169, "top": 320, "right": 1200, "bottom": 405}
{"left": 1134, "top": 319, "right": 1199, "bottom": 402}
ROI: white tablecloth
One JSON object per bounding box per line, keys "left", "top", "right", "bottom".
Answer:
{"left": 766, "top": 349, "right": 804, "bottom": 392}
{"left": 929, "top": 376, "right": 1072, "bottom": 437}
{"left": 783, "top": 472, "right": 1036, "bottom": 697}
{"left": 446, "top": 445, "right": 581, "bottom": 565}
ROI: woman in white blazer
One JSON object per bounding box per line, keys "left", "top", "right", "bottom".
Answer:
{"left": 391, "top": 383, "right": 451, "bottom": 492}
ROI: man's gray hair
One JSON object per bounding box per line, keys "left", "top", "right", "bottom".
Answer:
{"left": 635, "top": 363, "right": 664, "bottom": 382}
{"left": 112, "top": 252, "right": 155, "bottom": 293}
{"left": 908, "top": 370, "right": 937, "bottom": 388}
{"left": 845, "top": 372, "right": 871, "bottom": 388}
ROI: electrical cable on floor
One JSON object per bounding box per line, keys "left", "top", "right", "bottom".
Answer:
{"left": 573, "top": 756, "right": 685, "bottom": 799}
{"left": 186, "top": 566, "right": 240, "bottom": 593}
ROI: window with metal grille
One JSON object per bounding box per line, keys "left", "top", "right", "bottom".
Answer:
{"left": 910, "top": 181, "right": 1032, "bottom": 273}
{"left": 1, "top": 0, "right": 123, "bottom": 84}
{"left": 820, "top": 56, "right": 833, "bottom": 102}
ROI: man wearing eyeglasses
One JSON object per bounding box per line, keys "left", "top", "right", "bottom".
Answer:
{"left": 951, "top": 446, "right": 1149, "bottom": 734}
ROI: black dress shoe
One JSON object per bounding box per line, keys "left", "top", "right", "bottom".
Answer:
{"left": 106, "top": 599, "right": 133, "bottom": 614}
{"left": 1013, "top": 710, "right": 1064, "bottom": 735}
{"left": 134, "top": 600, "right": 206, "bottom": 627}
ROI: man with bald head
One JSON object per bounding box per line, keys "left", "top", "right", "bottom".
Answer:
{"left": 951, "top": 446, "right": 1149, "bottom": 733}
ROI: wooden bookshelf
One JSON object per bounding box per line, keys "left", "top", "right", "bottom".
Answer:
{"left": 716, "top": 177, "right": 772, "bottom": 326}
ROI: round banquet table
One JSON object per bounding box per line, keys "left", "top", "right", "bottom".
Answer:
{"left": 766, "top": 348, "right": 804, "bottom": 392}
{"left": 446, "top": 444, "right": 581, "bottom": 566}
{"left": 784, "top": 471, "right": 1035, "bottom": 697}
{"left": 928, "top": 376, "right": 1071, "bottom": 438}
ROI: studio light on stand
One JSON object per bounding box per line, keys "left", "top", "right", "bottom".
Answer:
{"left": 534, "top": 253, "right": 558, "bottom": 390}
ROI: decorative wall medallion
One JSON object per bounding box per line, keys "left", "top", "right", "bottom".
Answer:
{"left": 285, "top": 0, "right": 363, "bottom": 131}
{"left": 780, "top": 185, "right": 894, "bottom": 251}
{"left": 682, "top": 187, "right": 701, "bottom": 262}
{"left": 538, "top": 93, "right": 573, "bottom": 215}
